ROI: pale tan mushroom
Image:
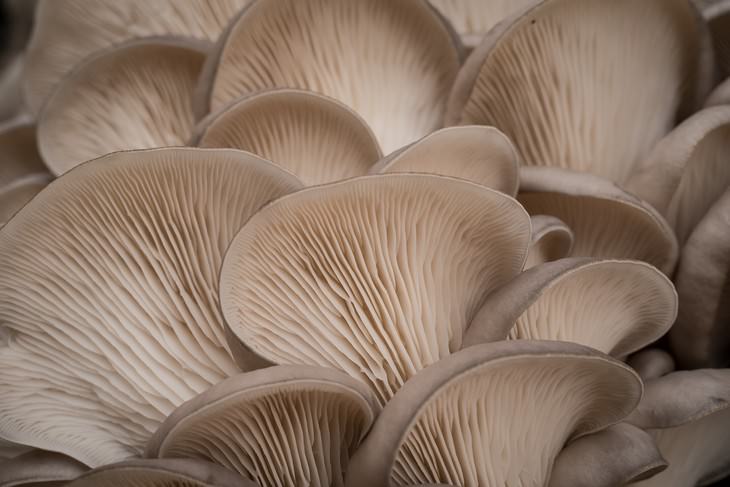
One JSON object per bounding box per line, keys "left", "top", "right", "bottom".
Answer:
{"left": 220, "top": 174, "right": 530, "bottom": 403}
{"left": 525, "top": 215, "right": 574, "bottom": 269}
{"left": 197, "top": 0, "right": 462, "bottom": 153}
{"left": 0, "top": 148, "right": 301, "bottom": 466}
{"left": 346, "top": 340, "right": 643, "bottom": 487}
{"left": 37, "top": 38, "right": 206, "bottom": 175}
{"left": 193, "top": 89, "right": 381, "bottom": 185}
{"left": 147, "top": 366, "right": 379, "bottom": 487}
{"left": 0, "top": 450, "right": 88, "bottom": 487}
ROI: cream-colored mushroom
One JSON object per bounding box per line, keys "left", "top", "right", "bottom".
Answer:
{"left": 23, "top": 0, "right": 250, "bottom": 114}
{"left": 197, "top": 0, "right": 462, "bottom": 153}
{"left": 0, "top": 450, "right": 88, "bottom": 487}
{"left": 0, "top": 148, "right": 301, "bottom": 466}
{"left": 37, "top": 38, "right": 206, "bottom": 175}
{"left": 446, "top": 0, "right": 712, "bottom": 187}
{"left": 147, "top": 366, "right": 379, "bottom": 487}
{"left": 519, "top": 167, "right": 678, "bottom": 274}
{"left": 525, "top": 215, "right": 574, "bottom": 269}
{"left": 193, "top": 89, "right": 381, "bottom": 185}
{"left": 346, "top": 340, "right": 643, "bottom": 487}
{"left": 220, "top": 174, "right": 530, "bottom": 403}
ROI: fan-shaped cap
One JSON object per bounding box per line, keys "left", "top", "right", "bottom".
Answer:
{"left": 369, "top": 126, "right": 519, "bottom": 196}
{"left": 627, "top": 369, "right": 730, "bottom": 487}
{"left": 37, "top": 38, "right": 206, "bottom": 175}
{"left": 0, "top": 148, "right": 302, "bottom": 467}
{"left": 23, "top": 0, "right": 250, "bottom": 114}
{"left": 198, "top": 0, "right": 461, "bottom": 153}
{"left": 519, "top": 167, "right": 679, "bottom": 274}
{"left": 525, "top": 215, "right": 574, "bottom": 269}
{"left": 704, "top": 76, "right": 730, "bottom": 107}
{"left": 65, "top": 459, "right": 256, "bottom": 487}
{"left": 446, "top": 0, "right": 713, "bottom": 186}
{"left": 193, "top": 89, "right": 381, "bottom": 185}
{"left": 0, "top": 450, "right": 88, "bottom": 487}
{"left": 220, "top": 174, "right": 530, "bottom": 403}
{"left": 627, "top": 105, "right": 730, "bottom": 246}
{"left": 346, "top": 340, "right": 642, "bottom": 487}
{"left": 0, "top": 124, "right": 48, "bottom": 189}
{"left": 627, "top": 348, "right": 676, "bottom": 381}
{"left": 669, "top": 189, "right": 730, "bottom": 369}
{"left": 464, "top": 258, "right": 677, "bottom": 356}
{"left": 147, "top": 365, "right": 379, "bottom": 487}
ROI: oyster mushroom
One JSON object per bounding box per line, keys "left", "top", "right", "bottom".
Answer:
{"left": 346, "top": 340, "right": 643, "bottom": 487}
{"left": 197, "top": 0, "right": 462, "bottom": 153}
{"left": 628, "top": 369, "right": 730, "bottom": 486}
{"left": 37, "top": 38, "right": 206, "bottom": 175}
{"left": 147, "top": 366, "right": 379, "bottom": 487}
{"left": 0, "top": 148, "right": 301, "bottom": 466}
{"left": 65, "top": 459, "right": 256, "bottom": 487}
{"left": 670, "top": 188, "right": 730, "bottom": 368}
{"left": 525, "top": 215, "right": 574, "bottom": 269}
{"left": 464, "top": 258, "right": 677, "bottom": 356}
{"left": 369, "top": 126, "right": 519, "bottom": 196}
{"left": 627, "top": 348, "right": 676, "bottom": 381}
{"left": 519, "top": 167, "right": 678, "bottom": 274}
{"left": 220, "top": 174, "right": 530, "bottom": 402}
{"left": 446, "top": 0, "right": 713, "bottom": 187}
{"left": 0, "top": 450, "right": 88, "bottom": 487}
{"left": 23, "top": 0, "right": 250, "bottom": 114}
{"left": 193, "top": 89, "right": 381, "bottom": 185}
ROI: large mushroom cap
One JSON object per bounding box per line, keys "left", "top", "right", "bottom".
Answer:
{"left": 464, "top": 258, "right": 677, "bottom": 357}
{"left": 346, "top": 340, "right": 642, "bottom": 487}
{"left": 0, "top": 148, "right": 301, "bottom": 467}
{"left": 198, "top": 0, "right": 461, "bottom": 153}
{"left": 193, "top": 89, "right": 381, "bottom": 185}
{"left": 518, "top": 167, "right": 679, "bottom": 274}
{"left": 23, "top": 0, "right": 250, "bottom": 114}
{"left": 147, "top": 366, "right": 379, "bottom": 487}
{"left": 37, "top": 38, "right": 206, "bottom": 175}
{"left": 220, "top": 174, "right": 530, "bottom": 402}
{"left": 447, "top": 0, "right": 712, "bottom": 186}
{"left": 0, "top": 450, "right": 89, "bottom": 487}
{"left": 370, "top": 125, "right": 519, "bottom": 196}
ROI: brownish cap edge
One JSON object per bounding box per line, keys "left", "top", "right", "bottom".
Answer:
{"left": 0, "top": 450, "right": 89, "bottom": 486}
{"left": 527, "top": 214, "right": 575, "bottom": 266}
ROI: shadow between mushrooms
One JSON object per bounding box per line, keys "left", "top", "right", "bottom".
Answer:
{"left": 525, "top": 215, "right": 574, "bottom": 269}
{"left": 0, "top": 148, "right": 302, "bottom": 467}
{"left": 220, "top": 174, "right": 530, "bottom": 403}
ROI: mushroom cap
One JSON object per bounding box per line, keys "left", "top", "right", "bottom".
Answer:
{"left": 0, "top": 450, "right": 88, "bottom": 487}
{"left": 525, "top": 215, "right": 574, "bottom": 269}
{"left": 464, "top": 258, "right": 677, "bottom": 356}
{"left": 37, "top": 38, "right": 207, "bottom": 175}
{"left": 23, "top": 0, "right": 250, "bottom": 114}
{"left": 345, "top": 340, "right": 642, "bottom": 487}
{"left": 198, "top": 0, "right": 461, "bottom": 153}
{"left": 446, "top": 0, "right": 713, "bottom": 186}
{"left": 518, "top": 167, "right": 678, "bottom": 274}
{"left": 670, "top": 188, "right": 730, "bottom": 368}
{"left": 220, "top": 174, "right": 530, "bottom": 403}
{"left": 65, "top": 459, "right": 256, "bottom": 487}
{"left": 193, "top": 89, "right": 381, "bottom": 185}
{"left": 147, "top": 365, "right": 379, "bottom": 487}
{"left": 0, "top": 148, "right": 302, "bottom": 466}
{"left": 0, "top": 124, "right": 48, "bottom": 189}
{"left": 369, "top": 125, "right": 519, "bottom": 196}
{"left": 627, "top": 348, "right": 676, "bottom": 381}
{"left": 0, "top": 174, "right": 52, "bottom": 226}
{"left": 704, "top": 76, "right": 730, "bottom": 107}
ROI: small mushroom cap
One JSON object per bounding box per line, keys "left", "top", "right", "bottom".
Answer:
{"left": 193, "top": 89, "right": 381, "bottom": 185}
{"left": 670, "top": 188, "right": 730, "bottom": 369}
{"left": 198, "top": 0, "right": 461, "bottom": 153}
{"left": 346, "top": 340, "right": 642, "bottom": 487}
{"left": 627, "top": 348, "right": 676, "bottom": 381}
{"left": 446, "top": 0, "right": 712, "bottom": 186}
{"left": 370, "top": 125, "right": 519, "bottom": 196}
{"left": 37, "top": 38, "right": 207, "bottom": 175}
{"left": 23, "top": 0, "right": 250, "bottom": 114}
{"left": 65, "top": 459, "right": 256, "bottom": 487}
{"left": 549, "top": 423, "right": 667, "bottom": 487}
{"left": 147, "top": 365, "right": 379, "bottom": 487}
{"left": 464, "top": 258, "right": 677, "bottom": 357}
{"left": 220, "top": 174, "right": 530, "bottom": 403}
{"left": 525, "top": 215, "right": 574, "bottom": 269}
{"left": 0, "top": 450, "right": 89, "bottom": 487}
{"left": 0, "top": 148, "right": 302, "bottom": 467}
{"left": 519, "top": 167, "right": 678, "bottom": 274}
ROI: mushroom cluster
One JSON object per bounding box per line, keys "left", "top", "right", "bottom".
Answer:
{"left": 0, "top": 0, "right": 729, "bottom": 486}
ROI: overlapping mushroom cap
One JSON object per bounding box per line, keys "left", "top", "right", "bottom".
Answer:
{"left": 0, "top": 148, "right": 301, "bottom": 466}
{"left": 0, "top": 450, "right": 88, "bottom": 487}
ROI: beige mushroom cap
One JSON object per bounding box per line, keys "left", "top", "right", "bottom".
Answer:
{"left": 220, "top": 174, "right": 530, "bottom": 403}
{"left": 0, "top": 450, "right": 88, "bottom": 487}
{"left": 147, "top": 366, "right": 379, "bottom": 487}
{"left": 525, "top": 215, "right": 574, "bottom": 269}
